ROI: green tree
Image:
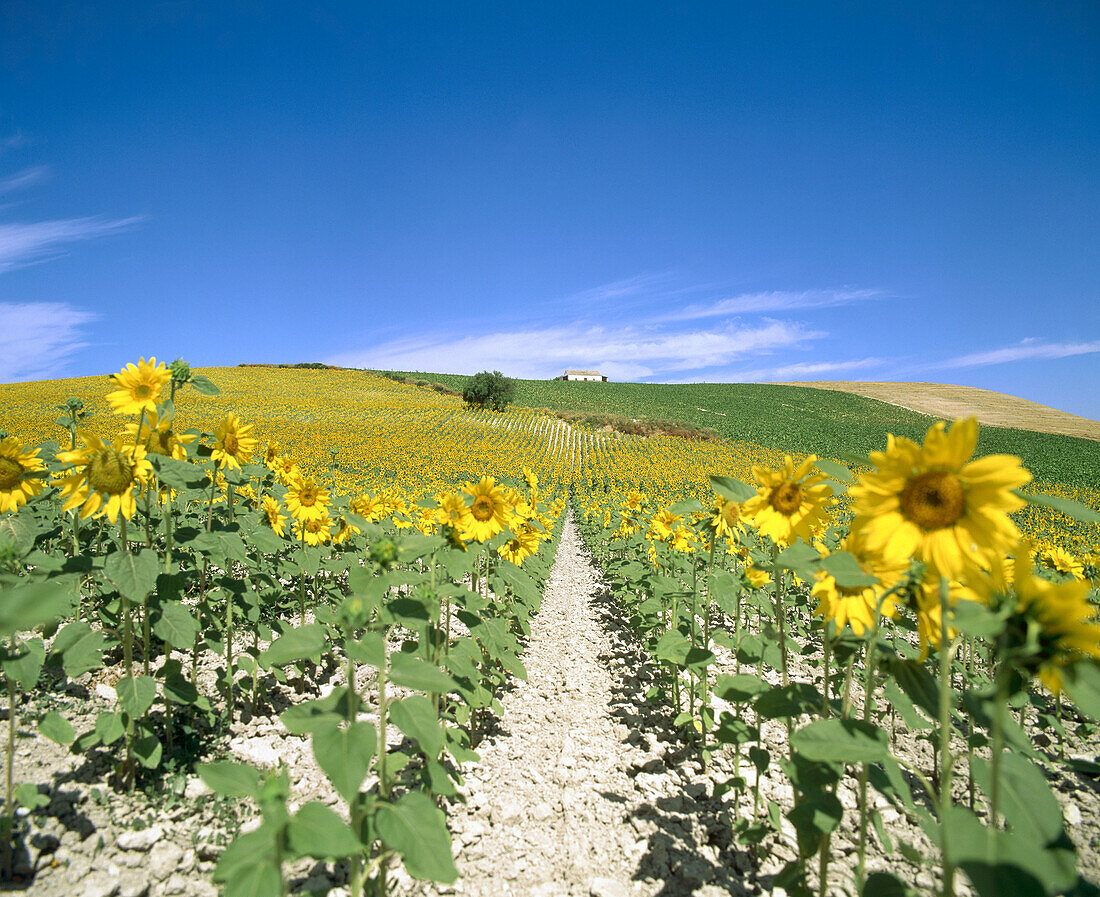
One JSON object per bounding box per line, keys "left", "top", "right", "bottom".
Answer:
{"left": 462, "top": 370, "right": 515, "bottom": 412}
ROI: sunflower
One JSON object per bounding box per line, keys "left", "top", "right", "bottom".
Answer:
{"left": 261, "top": 496, "right": 287, "bottom": 537}
{"left": 352, "top": 492, "right": 384, "bottom": 521}
{"left": 56, "top": 434, "right": 152, "bottom": 523}
{"left": 622, "top": 490, "right": 647, "bottom": 513}
{"left": 707, "top": 494, "right": 743, "bottom": 541}
{"left": 0, "top": 436, "right": 46, "bottom": 513}
{"left": 1038, "top": 546, "right": 1084, "bottom": 581}
{"left": 973, "top": 544, "right": 1100, "bottom": 693}
{"left": 263, "top": 441, "right": 282, "bottom": 466}
{"left": 744, "top": 565, "right": 772, "bottom": 589}
{"left": 523, "top": 466, "right": 539, "bottom": 500}
{"left": 849, "top": 418, "right": 1030, "bottom": 580}
{"left": 332, "top": 515, "right": 361, "bottom": 545}
{"left": 811, "top": 534, "right": 905, "bottom": 637}
{"left": 293, "top": 511, "right": 332, "bottom": 546}
{"left": 741, "top": 455, "right": 833, "bottom": 546}
{"left": 499, "top": 524, "right": 541, "bottom": 566}
{"left": 435, "top": 491, "right": 472, "bottom": 531}
{"left": 284, "top": 474, "right": 331, "bottom": 521}
{"left": 461, "top": 476, "right": 510, "bottom": 542}
{"left": 669, "top": 525, "right": 697, "bottom": 553}
{"left": 647, "top": 507, "right": 680, "bottom": 542}
{"left": 125, "top": 410, "right": 194, "bottom": 459}
{"left": 106, "top": 357, "right": 171, "bottom": 416}
{"left": 211, "top": 414, "right": 259, "bottom": 470}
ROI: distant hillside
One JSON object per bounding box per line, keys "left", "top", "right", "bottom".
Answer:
{"left": 778, "top": 381, "right": 1100, "bottom": 442}
{"left": 378, "top": 371, "right": 1100, "bottom": 489}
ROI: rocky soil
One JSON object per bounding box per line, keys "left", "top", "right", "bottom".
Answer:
{"left": 5, "top": 511, "right": 1099, "bottom": 896}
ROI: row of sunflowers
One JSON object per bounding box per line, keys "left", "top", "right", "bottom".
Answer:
{"left": 1, "top": 357, "right": 1099, "bottom": 896}
{"left": 575, "top": 411, "right": 1100, "bottom": 897}
{"left": 0, "top": 358, "right": 572, "bottom": 895}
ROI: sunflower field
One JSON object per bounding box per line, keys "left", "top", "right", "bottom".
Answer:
{"left": 1, "top": 360, "right": 1099, "bottom": 897}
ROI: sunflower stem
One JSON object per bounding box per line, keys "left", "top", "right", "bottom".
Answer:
{"left": 938, "top": 576, "right": 956, "bottom": 897}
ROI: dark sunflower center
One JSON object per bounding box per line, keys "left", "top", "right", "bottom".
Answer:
{"left": 0, "top": 457, "right": 23, "bottom": 489}
{"left": 223, "top": 434, "right": 240, "bottom": 454}
{"left": 769, "top": 483, "right": 802, "bottom": 515}
{"left": 722, "top": 503, "right": 741, "bottom": 524}
{"left": 146, "top": 429, "right": 174, "bottom": 455}
{"left": 900, "top": 471, "right": 965, "bottom": 530}
{"left": 299, "top": 487, "right": 317, "bottom": 506}
{"left": 306, "top": 520, "right": 322, "bottom": 533}
{"left": 471, "top": 496, "right": 494, "bottom": 522}
{"left": 87, "top": 451, "right": 134, "bottom": 495}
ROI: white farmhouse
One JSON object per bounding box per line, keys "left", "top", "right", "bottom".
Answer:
{"left": 559, "top": 369, "right": 608, "bottom": 382}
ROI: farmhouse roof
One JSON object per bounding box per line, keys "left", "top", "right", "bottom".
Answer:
{"left": 564, "top": 369, "right": 601, "bottom": 375}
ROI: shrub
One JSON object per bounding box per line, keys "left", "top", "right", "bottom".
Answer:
{"left": 462, "top": 370, "right": 516, "bottom": 412}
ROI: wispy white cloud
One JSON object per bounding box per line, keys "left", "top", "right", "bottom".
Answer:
{"left": 0, "top": 302, "right": 97, "bottom": 382}
{"left": 665, "top": 357, "right": 888, "bottom": 384}
{"left": 932, "top": 339, "right": 1100, "bottom": 370}
{"left": 560, "top": 271, "right": 677, "bottom": 305}
{"left": 0, "top": 166, "right": 48, "bottom": 194}
{"left": 659, "top": 288, "right": 883, "bottom": 322}
{"left": 0, "top": 215, "right": 142, "bottom": 272}
{"left": 328, "top": 319, "right": 824, "bottom": 381}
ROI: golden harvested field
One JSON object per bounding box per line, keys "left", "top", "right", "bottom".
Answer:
{"left": 780, "top": 381, "right": 1100, "bottom": 442}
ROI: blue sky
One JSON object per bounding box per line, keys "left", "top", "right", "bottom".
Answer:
{"left": 2, "top": 2, "right": 1098, "bottom": 417}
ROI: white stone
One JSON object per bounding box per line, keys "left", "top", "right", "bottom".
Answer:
{"left": 116, "top": 825, "right": 163, "bottom": 851}
{"left": 589, "top": 878, "right": 629, "bottom": 897}
{"left": 95, "top": 684, "right": 117, "bottom": 702}
{"left": 230, "top": 736, "right": 282, "bottom": 767}
{"left": 148, "top": 841, "right": 183, "bottom": 880}
{"left": 183, "top": 777, "right": 211, "bottom": 800}
{"left": 81, "top": 871, "right": 120, "bottom": 897}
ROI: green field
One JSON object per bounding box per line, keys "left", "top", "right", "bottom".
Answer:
{"left": 378, "top": 371, "right": 1100, "bottom": 490}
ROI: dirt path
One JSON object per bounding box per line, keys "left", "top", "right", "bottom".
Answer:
{"left": 407, "top": 512, "right": 748, "bottom": 897}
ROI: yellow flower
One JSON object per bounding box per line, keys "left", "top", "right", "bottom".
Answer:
{"left": 461, "top": 476, "right": 510, "bottom": 543}
{"left": 499, "top": 524, "right": 540, "bottom": 566}
{"left": 333, "top": 516, "right": 361, "bottom": 545}
{"left": 263, "top": 441, "right": 282, "bottom": 466}
{"left": 56, "top": 434, "right": 152, "bottom": 523}
{"left": 742, "top": 455, "right": 833, "bottom": 546}
{"left": 647, "top": 507, "right": 680, "bottom": 542}
{"left": 352, "top": 492, "right": 384, "bottom": 521}
{"left": 849, "top": 418, "right": 1030, "bottom": 580}
{"left": 1039, "top": 546, "right": 1084, "bottom": 581}
{"left": 707, "top": 494, "right": 743, "bottom": 541}
{"left": 811, "top": 534, "right": 905, "bottom": 637}
{"left": 106, "top": 357, "right": 170, "bottom": 416}
{"left": 212, "top": 414, "right": 258, "bottom": 471}
{"left": 125, "top": 410, "right": 194, "bottom": 459}
{"left": 0, "top": 436, "right": 46, "bottom": 514}
{"left": 435, "top": 491, "right": 472, "bottom": 531}
{"left": 744, "top": 565, "right": 771, "bottom": 589}
{"left": 294, "top": 511, "right": 332, "bottom": 546}
{"left": 285, "top": 474, "right": 331, "bottom": 521}
{"left": 261, "top": 496, "right": 287, "bottom": 537}
{"left": 974, "top": 544, "right": 1100, "bottom": 693}
{"left": 669, "top": 526, "right": 697, "bottom": 553}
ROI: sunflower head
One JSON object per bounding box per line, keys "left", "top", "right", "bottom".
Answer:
{"left": 461, "top": 476, "right": 510, "bottom": 542}
{"left": 0, "top": 436, "right": 46, "bottom": 514}
{"left": 106, "top": 357, "right": 171, "bottom": 416}
{"left": 56, "top": 434, "right": 153, "bottom": 523}
{"left": 850, "top": 418, "right": 1031, "bottom": 580}
{"left": 212, "top": 414, "right": 259, "bottom": 471}
{"left": 742, "top": 455, "right": 833, "bottom": 546}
